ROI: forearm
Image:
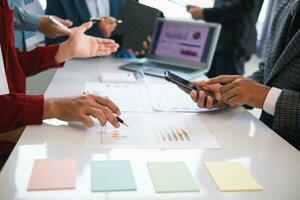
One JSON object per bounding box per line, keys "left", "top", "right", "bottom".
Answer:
{"left": 10, "top": 2, "right": 41, "bottom": 31}
{"left": 0, "top": 94, "right": 44, "bottom": 134}
{"left": 16, "top": 45, "right": 64, "bottom": 77}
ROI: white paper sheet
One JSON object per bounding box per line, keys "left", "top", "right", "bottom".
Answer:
{"left": 85, "top": 82, "right": 153, "bottom": 112}
{"left": 84, "top": 113, "right": 221, "bottom": 149}
{"left": 149, "top": 84, "right": 216, "bottom": 113}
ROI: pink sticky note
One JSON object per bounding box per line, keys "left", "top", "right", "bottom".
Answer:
{"left": 27, "top": 159, "right": 77, "bottom": 191}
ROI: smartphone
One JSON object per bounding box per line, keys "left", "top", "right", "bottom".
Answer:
{"left": 164, "top": 70, "right": 217, "bottom": 102}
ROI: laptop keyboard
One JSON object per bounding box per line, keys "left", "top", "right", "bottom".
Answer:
{"left": 120, "top": 61, "right": 199, "bottom": 78}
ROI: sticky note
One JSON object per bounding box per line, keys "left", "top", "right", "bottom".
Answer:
{"left": 90, "top": 160, "right": 137, "bottom": 192}
{"left": 204, "top": 161, "right": 263, "bottom": 192}
{"left": 147, "top": 162, "right": 199, "bottom": 193}
{"left": 28, "top": 159, "right": 76, "bottom": 191}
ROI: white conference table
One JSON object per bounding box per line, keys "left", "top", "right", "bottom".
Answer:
{"left": 1, "top": 58, "right": 300, "bottom": 200}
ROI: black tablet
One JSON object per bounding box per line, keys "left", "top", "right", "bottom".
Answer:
{"left": 111, "top": 0, "right": 164, "bottom": 51}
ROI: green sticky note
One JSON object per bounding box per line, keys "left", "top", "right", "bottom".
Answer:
{"left": 147, "top": 162, "right": 199, "bottom": 193}
{"left": 90, "top": 160, "right": 137, "bottom": 192}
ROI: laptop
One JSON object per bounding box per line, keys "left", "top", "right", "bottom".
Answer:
{"left": 119, "top": 18, "right": 221, "bottom": 79}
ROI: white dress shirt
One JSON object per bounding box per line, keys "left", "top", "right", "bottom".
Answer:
{"left": 85, "top": 0, "right": 110, "bottom": 18}
{"left": 263, "top": 87, "right": 282, "bottom": 116}
{"left": 0, "top": 44, "right": 9, "bottom": 95}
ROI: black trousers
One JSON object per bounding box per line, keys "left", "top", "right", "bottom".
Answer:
{"left": 206, "top": 51, "right": 248, "bottom": 78}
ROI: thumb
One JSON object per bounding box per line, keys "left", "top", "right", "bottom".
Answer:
{"left": 207, "top": 75, "right": 240, "bottom": 85}
{"left": 78, "top": 22, "right": 93, "bottom": 33}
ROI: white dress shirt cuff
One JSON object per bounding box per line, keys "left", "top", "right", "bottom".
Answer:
{"left": 263, "top": 87, "right": 282, "bottom": 116}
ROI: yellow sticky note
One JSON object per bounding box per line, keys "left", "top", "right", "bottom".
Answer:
{"left": 204, "top": 162, "right": 263, "bottom": 192}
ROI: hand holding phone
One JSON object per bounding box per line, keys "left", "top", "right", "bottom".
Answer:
{"left": 164, "top": 70, "right": 218, "bottom": 103}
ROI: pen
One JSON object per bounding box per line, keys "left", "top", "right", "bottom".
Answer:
{"left": 116, "top": 116, "right": 129, "bottom": 127}
{"left": 48, "top": 16, "right": 70, "bottom": 32}
{"left": 90, "top": 18, "right": 123, "bottom": 24}
{"left": 83, "top": 91, "right": 128, "bottom": 127}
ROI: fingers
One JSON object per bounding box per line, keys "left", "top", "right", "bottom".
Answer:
{"left": 226, "top": 96, "right": 240, "bottom": 107}
{"left": 86, "top": 101, "right": 120, "bottom": 127}
{"left": 190, "top": 90, "right": 216, "bottom": 109}
{"left": 101, "top": 16, "right": 117, "bottom": 24}
{"left": 207, "top": 75, "right": 241, "bottom": 85}
{"left": 222, "top": 88, "right": 238, "bottom": 103}
{"left": 220, "top": 81, "right": 236, "bottom": 94}
{"left": 91, "top": 95, "right": 121, "bottom": 116}
{"left": 78, "top": 22, "right": 93, "bottom": 33}
{"left": 95, "top": 39, "right": 119, "bottom": 56}
{"left": 85, "top": 106, "right": 120, "bottom": 128}
{"left": 57, "top": 17, "right": 73, "bottom": 27}
{"left": 147, "top": 36, "right": 152, "bottom": 43}
{"left": 85, "top": 107, "right": 107, "bottom": 126}
{"left": 190, "top": 90, "right": 198, "bottom": 102}
{"left": 143, "top": 41, "right": 149, "bottom": 50}
{"left": 79, "top": 115, "right": 94, "bottom": 127}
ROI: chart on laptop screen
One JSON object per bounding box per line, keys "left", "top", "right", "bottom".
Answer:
{"left": 154, "top": 21, "right": 211, "bottom": 63}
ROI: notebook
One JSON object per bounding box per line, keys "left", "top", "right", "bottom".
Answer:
{"left": 111, "top": 0, "right": 164, "bottom": 51}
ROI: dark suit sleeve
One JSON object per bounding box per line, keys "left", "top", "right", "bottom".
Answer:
{"left": 203, "top": 0, "right": 255, "bottom": 23}
{"left": 248, "top": 62, "right": 265, "bottom": 84}
{"left": 273, "top": 90, "right": 300, "bottom": 134}
{"left": 45, "top": 0, "right": 69, "bottom": 45}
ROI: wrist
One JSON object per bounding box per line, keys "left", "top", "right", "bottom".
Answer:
{"left": 43, "top": 98, "right": 59, "bottom": 119}
{"left": 55, "top": 40, "right": 74, "bottom": 63}
{"left": 259, "top": 85, "right": 271, "bottom": 108}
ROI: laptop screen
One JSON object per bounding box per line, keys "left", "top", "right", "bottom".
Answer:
{"left": 149, "top": 19, "right": 220, "bottom": 69}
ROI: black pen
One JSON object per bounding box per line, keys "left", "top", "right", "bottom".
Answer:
{"left": 116, "top": 116, "right": 129, "bottom": 127}
{"left": 90, "top": 18, "right": 123, "bottom": 24}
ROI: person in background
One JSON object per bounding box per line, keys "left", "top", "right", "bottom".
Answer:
{"left": 187, "top": 0, "right": 263, "bottom": 78}
{"left": 45, "top": 0, "right": 133, "bottom": 58}
{"left": 186, "top": 0, "right": 300, "bottom": 150}
{"left": 10, "top": 0, "right": 73, "bottom": 51}
{"left": 0, "top": 0, "right": 121, "bottom": 159}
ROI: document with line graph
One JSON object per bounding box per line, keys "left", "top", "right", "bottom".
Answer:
{"left": 84, "top": 113, "right": 221, "bottom": 149}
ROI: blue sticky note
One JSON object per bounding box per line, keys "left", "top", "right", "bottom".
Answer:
{"left": 90, "top": 160, "right": 137, "bottom": 192}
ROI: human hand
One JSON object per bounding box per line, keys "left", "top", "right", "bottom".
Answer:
{"left": 207, "top": 75, "right": 271, "bottom": 108}
{"left": 189, "top": 81, "right": 226, "bottom": 109}
{"left": 55, "top": 22, "right": 119, "bottom": 63}
{"left": 187, "top": 5, "right": 204, "bottom": 20}
{"left": 39, "top": 15, "right": 73, "bottom": 38}
{"left": 44, "top": 94, "right": 121, "bottom": 128}
{"left": 128, "top": 36, "right": 152, "bottom": 56}
{"left": 98, "top": 16, "right": 117, "bottom": 38}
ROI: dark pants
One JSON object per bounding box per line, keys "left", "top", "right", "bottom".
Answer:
{"left": 206, "top": 52, "right": 248, "bottom": 78}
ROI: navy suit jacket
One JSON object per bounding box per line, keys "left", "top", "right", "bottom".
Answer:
{"left": 45, "top": 0, "right": 125, "bottom": 45}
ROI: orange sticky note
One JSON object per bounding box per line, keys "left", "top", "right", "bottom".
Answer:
{"left": 28, "top": 159, "right": 76, "bottom": 191}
